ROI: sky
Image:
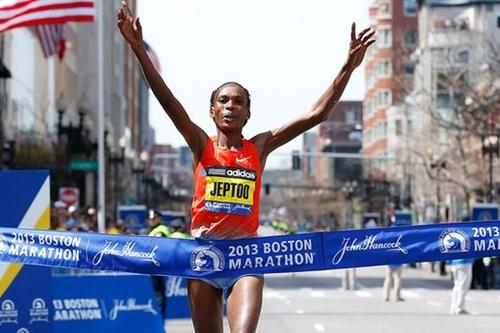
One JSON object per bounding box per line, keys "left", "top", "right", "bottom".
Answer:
{"left": 137, "top": 0, "right": 373, "bottom": 162}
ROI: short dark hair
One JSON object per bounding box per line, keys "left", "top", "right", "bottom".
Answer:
{"left": 210, "top": 82, "right": 251, "bottom": 109}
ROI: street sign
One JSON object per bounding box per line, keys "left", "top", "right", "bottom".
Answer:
{"left": 59, "top": 187, "right": 79, "bottom": 207}
{"left": 69, "top": 160, "right": 98, "bottom": 171}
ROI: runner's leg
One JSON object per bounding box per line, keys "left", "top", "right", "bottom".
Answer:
{"left": 226, "top": 275, "right": 264, "bottom": 333}
{"left": 188, "top": 279, "right": 224, "bottom": 333}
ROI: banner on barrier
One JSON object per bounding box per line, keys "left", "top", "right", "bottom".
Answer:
{"left": 0, "top": 170, "right": 52, "bottom": 333}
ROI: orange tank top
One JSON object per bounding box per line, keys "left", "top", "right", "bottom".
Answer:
{"left": 191, "top": 137, "right": 262, "bottom": 239}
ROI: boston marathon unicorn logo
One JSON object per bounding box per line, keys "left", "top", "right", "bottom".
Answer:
{"left": 0, "top": 299, "right": 19, "bottom": 325}
{"left": 29, "top": 298, "right": 49, "bottom": 324}
{"left": 438, "top": 228, "right": 470, "bottom": 253}
{"left": 190, "top": 246, "right": 225, "bottom": 272}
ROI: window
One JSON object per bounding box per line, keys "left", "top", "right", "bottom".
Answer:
{"left": 377, "top": 59, "right": 391, "bottom": 77}
{"left": 453, "top": 50, "right": 469, "bottom": 65}
{"left": 404, "top": 61, "right": 415, "bottom": 75}
{"left": 377, "top": 28, "right": 392, "bottom": 47}
{"left": 395, "top": 119, "right": 402, "bottom": 136}
{"left": 497, "top": 16, "right": 500, "bottom": 28}
{"left": 434, "top": 71, "right": 468, "bottom": 109}
{"left": 346, "top": 109, "right": 361, "bottom": 123}
{"left": 403, "top": 0, "right": 417, "bottom": 16}
{"left": 380, "top": 91, "right": 392, "bottom": 106}
{"left": 404, "top": 30, "right": 417, "bottom": 46}
{"left": 379, "top": 3, "right": 391, "bottom": 17}
{"left": 432, "top": 47, "right": 448, "bottom": 67}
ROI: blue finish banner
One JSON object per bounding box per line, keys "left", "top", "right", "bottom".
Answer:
{"left": 1, "top": 220, "right": 500, "bottom": 278}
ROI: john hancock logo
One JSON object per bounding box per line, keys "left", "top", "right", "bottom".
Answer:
{"left": 439, "top": 228, "right": 470, "bottom": 253}
{"left": 92, "top": 240, "right": 160, "bottom": 267}
{"left": 190, "top": 246, "right": 225, "bottom": 272}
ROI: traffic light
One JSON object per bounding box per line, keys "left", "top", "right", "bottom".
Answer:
{"left": 2, "top": 140, "right": 15, "bottom": 167}
{"left": 264, "top": 183, "right": 270, "bottom": 195}
{"left": 292, "top": 150, "right": 301, "bottom": 170}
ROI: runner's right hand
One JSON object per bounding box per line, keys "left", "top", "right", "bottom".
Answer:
{"left": 117, "top": 1, "right": 143, "bottom": 50}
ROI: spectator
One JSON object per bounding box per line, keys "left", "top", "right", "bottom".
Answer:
{"left": 147, "top": 209, "right": 170, "bottom": 320}
{"left": 448, "top": 257, "right": 474, "bottom": 315}
{"left": 342, "top": 268, "right": 357, "bottom": 290}
{"left": 383, "top": 264, "right": 404, "bottom": 301}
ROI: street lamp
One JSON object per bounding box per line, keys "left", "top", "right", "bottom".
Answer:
{"left": 131, "top": 150, "right": 148, "bottom": 202}
{"left": 342, "top": 180, "right": 357, "bottom": 229}
{"left": 109, "top": 137, "right": 126, "bottom": 219}
{"left": 55, "top": 93, "right": 94, "bottom": 204}
{"left": 430, "top": 158, "right": 447, "bottom": 223}
{"left": 481, "top": 131, "right": 500, "bottom": 203}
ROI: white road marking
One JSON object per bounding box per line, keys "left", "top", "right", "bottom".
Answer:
{"left": 264, "top": 291, "right": 287, "bottom": 300}
{"left": 355, "top": 290, "right": 373, "bottom": 298}
{"left": 402, "top": 290, "right": 421, "bottom": 298}
{"left": 314, "top": 323, "right": 326, "bottom": 332}
{"left": 311, "top": 291, "right": 326, "bottom": 298}
{"left": 427, "top": 301, "right": 444, "bottom": 307}
{"left": 296, "top": 309, "right": 304, "bottom": 314}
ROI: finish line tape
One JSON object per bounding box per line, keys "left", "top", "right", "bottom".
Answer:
{"left": 1, "top": 220, "right": 499, "bottom": 278}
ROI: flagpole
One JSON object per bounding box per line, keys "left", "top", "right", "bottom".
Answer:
{"left": 96, "top": 0, "right": 105, "bottom": 233}
{"left": 47, "top": 56, "right": 55, "bottom": 138}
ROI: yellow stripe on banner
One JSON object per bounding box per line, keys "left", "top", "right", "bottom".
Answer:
{"left": 0, "top": 204, "right": 50, "bottom": 298}
{"left": 0, "top": 263, "right": 22, "bottom": 297}
{"left": 35, "top": 205, "right": 51, "bottom": 229}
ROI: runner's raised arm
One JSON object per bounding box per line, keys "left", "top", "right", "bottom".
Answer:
{"left": 117, "top": 1, "right": 207, "bottom": 160}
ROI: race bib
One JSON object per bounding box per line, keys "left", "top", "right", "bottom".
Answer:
{"left": 204, "top": 167, "right": 256, "bottom": 215}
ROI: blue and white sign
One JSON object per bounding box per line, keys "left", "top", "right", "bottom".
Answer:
{"left": 472, "top": 204, "right": 499, "bottom": 221}
{"left": 363, "top": 213, "right": 380, "bottom": 228}
{"left": 393, "top": 211, "right": 413, "bottom": 226}
{"left": 52, "top": 272, "right": 165, "bottom": 333}
{"left": 118, "top": 205, "right": 147, "bottom": 233}
{"left": 164, "top": 277, "right": 190, "bottom": 319}
{"left": 0, "top": 170, "right": 52, "bottom": 333}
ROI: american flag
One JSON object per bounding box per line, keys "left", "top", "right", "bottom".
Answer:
{"left": 144, "top": 41, "right": 161, "bottom": 73}
{"left": 0, "top": 0, "right": 95, "bottom": 33}
{"left": 35, "top": 23, "right": 67, "bottom": 58}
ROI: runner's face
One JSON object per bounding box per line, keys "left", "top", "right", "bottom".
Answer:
{"left": 211, "top": 85, "right": 250, "bottom": 131}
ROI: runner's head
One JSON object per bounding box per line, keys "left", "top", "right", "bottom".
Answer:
{"left": 210, "top": 82, "right": 251, "bottom": 132}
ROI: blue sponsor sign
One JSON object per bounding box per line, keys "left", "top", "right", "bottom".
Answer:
{"left": 160, "top": 211, "right": 187, "bottom": 227}
{"left": 472, "top": 204, "right": 499, "bottom": 221}
{"left": 51, "top": 272, "right": 165, "bottom": 333}
{"left": 0, "top": 170, "right": 52, "bottom": 333}
{"left": 393, "top": 211, "right": 413, "bottom": 226}
{"left": 118, "top": 205, "right": 147, "bottom": 233}
{"left": 0, "top": 266, "right": 53, "bottom": 333}
{"left": 363, "top": 213, "right": 380, "bottom": 228}
{"left": 164, "top": 276, "right": 190, "bottom": 319}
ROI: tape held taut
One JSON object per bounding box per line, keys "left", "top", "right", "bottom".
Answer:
{"left": 0, "top": 220, "right": 499, "bottom": 278}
